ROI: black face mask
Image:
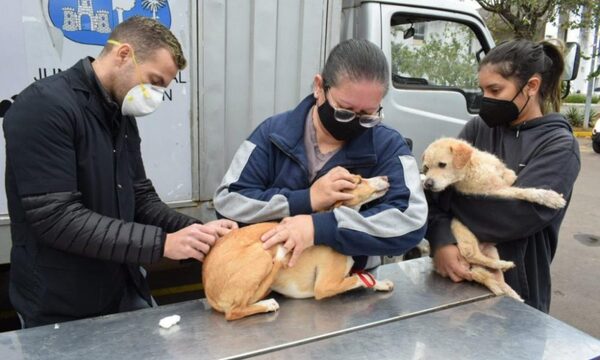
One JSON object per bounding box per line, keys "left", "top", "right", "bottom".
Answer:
{"left": 479, "top": 86, "right": 530, "bottom": 128}
{"left": 317, "top": 98, "right": 367, "bottom": 141}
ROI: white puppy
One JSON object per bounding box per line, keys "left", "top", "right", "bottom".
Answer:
{"left": 422, "top": 137, "right": 566, "bottom": 300}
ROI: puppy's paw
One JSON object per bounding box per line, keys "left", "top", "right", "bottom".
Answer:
{"left": 497, "top": 260, "right": 516, "bottom": 271}
{"left": 537, "top": 189, "right": 566, "bottom": 209}
{"left": 373, "top": 279, "right": 394, "bottom": 292}
{"left": 500, "top": 285, "right": 524, "bottom": 302}
{"left": 257, "top": 298, "right": 279, "bottom": 312}
{"left": 487, "top": 282, "right": 505, "bottom": 296}
{"left": 505, "top": 290, "right": 524, "bottom": 302}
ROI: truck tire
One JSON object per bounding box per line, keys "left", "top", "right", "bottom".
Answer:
{"left": 593, "top": 140, "right": 600, "bottom": 154}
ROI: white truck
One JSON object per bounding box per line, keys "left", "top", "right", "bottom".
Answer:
{"left": 0, "top": 0, "right": 579, "bottom": 264}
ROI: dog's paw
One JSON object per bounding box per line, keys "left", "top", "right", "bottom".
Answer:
{"left": 497, "top": 260, "right": 516, "bottom": 272}
{"left": 373, "top": 279, "right": 394, "bottom": 292}
{"left": 487, "top": 282, "right": 505, "bottom": 296}
{"left": 257, "top": 298, "right": 279, "bottom": 312}
{"left": 499, "top": 284, "right": 524, "bottom": 302}
{"left": 537, "top": 189, "right": 567, "bottom": 209}
{"left": 504, "top": 289, "right": 524, "bottom": 302}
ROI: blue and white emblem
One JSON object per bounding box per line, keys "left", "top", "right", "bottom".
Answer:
{"left": 48, "top": 0, "right": 172, "bottom": 46}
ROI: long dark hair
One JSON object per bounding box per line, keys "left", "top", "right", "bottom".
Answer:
{"left": 479, "top": 39, "right": 564, "bottom": 113}
{"left": 321, "top": 39, "right": 389, "bottom": 95}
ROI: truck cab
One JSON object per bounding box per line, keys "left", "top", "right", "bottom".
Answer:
{"left": 341, "top": 0, "right": 494, "bottom": 160}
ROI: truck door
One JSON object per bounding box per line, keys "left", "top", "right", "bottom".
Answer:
{"left": 378, "top": 4, "right": 494, "bottom": 161}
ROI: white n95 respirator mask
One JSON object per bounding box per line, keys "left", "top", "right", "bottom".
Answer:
{"left": 121, "top": 84, "right": 166, "bottom": 117}
{"left": 107, "top": 39, "right": 167, "bottom": 117}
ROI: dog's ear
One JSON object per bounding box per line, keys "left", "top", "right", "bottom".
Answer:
{"left": 451, "top": 142, "right": 473, "bottom": 169}
{"left": 332, "top": 175, "right": 361, "bottom": 209}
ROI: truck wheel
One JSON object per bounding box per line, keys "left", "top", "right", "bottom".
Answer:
{"left": 593, "top": 140, "right": 600, "bottom": 154}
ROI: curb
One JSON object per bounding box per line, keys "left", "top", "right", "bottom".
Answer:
{"left": 574, "top": 131, "right": 592, "bottom": 138}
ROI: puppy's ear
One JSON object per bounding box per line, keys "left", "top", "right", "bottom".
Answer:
{"left": 451, "top": 142, "right": 473, "bottom": 169}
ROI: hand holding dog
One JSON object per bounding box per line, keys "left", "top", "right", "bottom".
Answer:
{"left": 164, "top": 220, "right": 238, "bottom": 262}
{"left": 261, "top": 215, "right": 314, "bottom": 267}
{"left": 204, "top": 219, "right": 239, "bottom": 236}
{"left": 310, "top": 166, "right": 357, "bottom": 212}
{"left": 433, "top": 244, "right": 472, "bottom": 282}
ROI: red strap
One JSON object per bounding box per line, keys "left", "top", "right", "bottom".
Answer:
{"left": 355, "top": 271, "right": 376, "bottom": 288}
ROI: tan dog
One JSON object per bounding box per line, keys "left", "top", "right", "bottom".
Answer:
{"left": 422, "top": 137, "right": 566, "bottom": 301}
{"left": 202, "top": 175, "right": 394, "bottom": 320}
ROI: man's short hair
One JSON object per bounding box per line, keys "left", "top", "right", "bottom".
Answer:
{"left": 102, "top": 16, "right": 186, "bottom": 70}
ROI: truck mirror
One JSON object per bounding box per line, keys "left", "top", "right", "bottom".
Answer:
{"left": 476, "top": 48, "right": 485, "bottom": 63}
{"left": 0, "top": 95, "right": 17, "bottom": 118}
{"left": 404, "top": 23, "right": 415, "bottom": 39}
{"left": 562, "top": 42, "right": 580, "bottom": 81}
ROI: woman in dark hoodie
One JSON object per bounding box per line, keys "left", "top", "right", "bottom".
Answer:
{"left": 426, "top": 39, "right": 581, "bottom": 313}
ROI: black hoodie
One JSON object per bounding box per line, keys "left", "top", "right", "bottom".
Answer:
{"left": 426, "top": 113, "right": 581, "bottom": 313}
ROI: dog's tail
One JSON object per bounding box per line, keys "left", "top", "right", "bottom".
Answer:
{"left": 274, "top": 244, "right": 291, "bottom": 264}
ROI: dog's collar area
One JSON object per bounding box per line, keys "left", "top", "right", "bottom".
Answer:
{"left": 353, "top": 271, "right": 376, "bottom": 288}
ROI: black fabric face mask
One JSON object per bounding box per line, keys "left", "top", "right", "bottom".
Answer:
{"left": 479, "top": 86, "right": 530, "bottom": 128}
{"left": 317, "top": 98, "right": 367, "bottom": 141}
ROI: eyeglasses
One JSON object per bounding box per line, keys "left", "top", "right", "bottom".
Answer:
{"left": 325, "top": 88, "right": 384, "bottom": 128}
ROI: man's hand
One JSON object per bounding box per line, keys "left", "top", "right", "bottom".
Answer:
{"left": 204, "top": 219, "right": 238, "bottom": 237}
{"left": 261, "top": 215, "right": 314, "bottom": 267}
{"left": 433, "top": 244, "right": 472, "bottom": 282}
{"left": 310, "top": 166, "right": 357, "bottom": 212}
{"left": 164, "top": 223, "right": 223, "bottom": 262}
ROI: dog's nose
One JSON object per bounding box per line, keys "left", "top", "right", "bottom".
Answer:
{"left": 423, "top": 178, "right": 434, "bottom": 189}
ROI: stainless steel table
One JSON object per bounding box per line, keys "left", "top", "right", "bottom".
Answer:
{"left": 255, "top": 296, "right": 600, "bottom": 360}
{"left": 0, "top": 258, "right": 492, "bottom": 359}
{"left": 1, "top": 258, "right": 598, "bottom": 359}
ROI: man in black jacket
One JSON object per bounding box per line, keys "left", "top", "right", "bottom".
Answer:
{"left": 3, "top": 17, "right": 236, "bottom": 328}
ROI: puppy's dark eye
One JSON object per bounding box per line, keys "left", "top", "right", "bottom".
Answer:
{"left": 438, "top": 162, "right": 446, "bottom": 168}
{"left": 422, "top": 165, "right": 429, "bottom": 174}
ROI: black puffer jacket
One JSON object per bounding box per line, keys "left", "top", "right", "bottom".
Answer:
{"left": 21, "top": 179, "right": 194, "bottom": 264}
{"left": 426, "top": 114, "right": 580, "bottom": 313}
{"left": 4, "top": 58, "right": 197, "bottom": 327}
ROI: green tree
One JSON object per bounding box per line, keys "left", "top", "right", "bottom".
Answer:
{"left": 477, "top": 0, "right": 599, "bottom": 42}
{"left": 475, "top": 0, "right": 558, "bottom": 40}
{"left": 391, "top": 27, "right": 479, "bottom": 89}
{"left": 553, "top": 0, "right": 599, "bottom": 32}
{"left": 478, "top": 9, "right": 515, "bottom": 43}
{"left": 554, "top": 0, "right": 600, "bottom": 80}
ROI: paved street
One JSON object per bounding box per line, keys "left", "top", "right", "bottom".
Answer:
{"left": 550, "top": 137, "right": 600, "bottom": 339}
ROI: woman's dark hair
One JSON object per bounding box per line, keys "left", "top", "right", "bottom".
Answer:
{"left": 321, "top": 39, "right": 389, "bottom": 95}
{"left": 479, "top": 39, "right": 565, "bottom": 113}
